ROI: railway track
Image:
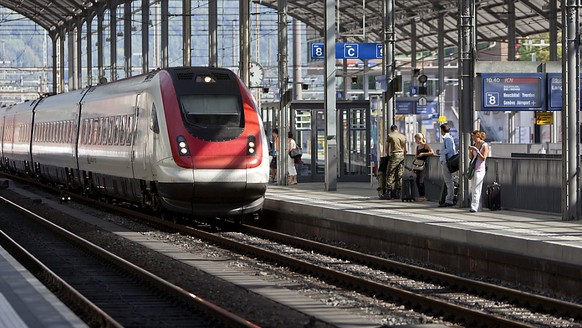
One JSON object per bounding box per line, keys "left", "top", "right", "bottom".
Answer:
{"left": 57, "top": 189, "right": 581, "bottom": 327}
{"left": 0, "top": 195, "right": 258, "bottom": 328}
{"left": 2, "top": 174, "right": 582, "bottom": 327}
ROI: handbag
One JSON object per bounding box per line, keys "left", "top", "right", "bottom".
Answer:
{"left": 446, "top": 153, "right": 460, "bottom": 173}
{"left": 289, "top": 145, "right": 302, "bottom": 158}
{"left": 465, "top": 157, "right": 477, "bottom": 179}
{"left": 412, "top": 158, "right": 425, "bottom": 171}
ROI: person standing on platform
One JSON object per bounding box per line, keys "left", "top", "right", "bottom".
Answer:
{"left": 438, "top": 123, "right": 456, "bottom": 207}
{"left": 269, "top": 128, "right": 279, "bottom": 183}
{"left": 287, "top": 131, "right": 298, "bottom": 185}
{"left": 412, "top": 133, "right": 433, "bottom": 202}
{"left": 383, "top": 125, "right": 407, "bottom": 199}
{"left": 468, "top": 130, "right": 489, "bottom": 212}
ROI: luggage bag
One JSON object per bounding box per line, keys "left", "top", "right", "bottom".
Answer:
{"left": 401, "top": 174, "right": 416, "bottom": 202}
{"left": 485, "top": 161, "right": 501, "bottom": 211}
{"left": 485, "top": 181, "right": 501, "bottom": 211}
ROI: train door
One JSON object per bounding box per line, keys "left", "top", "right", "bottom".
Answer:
{"left": 338, "top": 106, "right": 370, "bottom": 181}
{"left": 131, "top": 93, "right": 154, "bottom": 182}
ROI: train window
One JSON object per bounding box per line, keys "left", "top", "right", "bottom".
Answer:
{"left": 58, "top": 121, "right": 63, "bottom": 143}
{"left": 120, "top": 116, "right": 127, "bottom": 145}
{"left": 150, "top": 104, "right": 159, "bottom": 134}
{"left": 106, "top": 117, "right": 112, "bottom": 145}
{"left": 179, "top": 95, "right": 242, "bottom": 127}
{"left": 113, "top": 116, "right": 119, "bottom": 145}
{"left": 100, "top": 117, "right": 108, "bottom": 145}
{"left": 49, "top": 122, "right": 54, "bottom": 143}
{"left": 126, "top": 115, "right": 134, "bottom": 145}
{"left": 92, "top": 118, "right": 100, "bottom": 145}
{"left": 68, "top": 121, "right": 73, "bottom": 143}
{"left": 82, "top": 119, "right": 88, "bottom": 144}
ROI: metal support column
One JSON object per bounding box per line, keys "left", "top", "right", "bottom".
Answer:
{"left": 208, "top": 0, "right": 218, "bottom": 67}
{"left": 240, "top": 0, "right": 250, "bottom": 85}
{"left": 76, "top": 21, "right": 83, "bottom": 88}
{"left": 86, "top": 15, "right": 93, "bottom": 85}
{"left": 110, "top": 2, "right": 118, "bottom": 81}
{"left": 550, "top": 0, "right": 558, "bottom": 143}
{"left": 141, "top": 0, "right": 149, "bottom": 73}
{"left": 410, "top": 19, "right": 417, "bottom": 91}
{"left": 437, "top": 8, "right": 445, "bottom": 118}
{"left": 458, "top": 0, "right": 475, "bottom": 208}
{"left": 324, "top": 0, "right": 337, "bottom": 191}
{"left": 51, "top": 33, "right": 58, "bottom": 93}
{"left": 124, "top": 0, "right": 132, "bottom": 77}
{"left": 277, "top": 0, "right": 289, "bottom": 186}
{"left": 343, "top": 59, "right": 348, "bottom": 100}
{"left": 68, "top": 29, "right": 75, "bottom": 90}
{"left": 383, "top": 0, "right": 395, "bottom": 130}
{"left": 97, "top": 10, "right": 105, "bottom": 82}
{"left": 59, "top": 31, "right": 65, "bottom": 93}
{"left": 183, "top": 0, "right": 192, "bottom": 66}
{"left": 562, "top": 0, "right": 580, "bottom": 220}
{"left": 161, "top": 0, "right": 169, "bottom": 67}
{"left": 507, "top": 0, "right": 516, "bottom": 143}
{"left": 292, "top": 19, "right": 302, "bottom": 100}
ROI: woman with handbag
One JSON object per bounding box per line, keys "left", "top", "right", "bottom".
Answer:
{"left": 287, "top": 131, "right": 298, "bottom": 185}
{"left": 468, "top": 130, "right": 489, "bottom": 212}
{"left": 412, "top": 133, "right": 433, "bottom": 201}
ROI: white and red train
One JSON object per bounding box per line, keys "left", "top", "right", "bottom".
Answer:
{"left": 0, "top": 67, "right": 270, "bottom": 219}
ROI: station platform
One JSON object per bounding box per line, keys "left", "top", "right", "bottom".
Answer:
{"left": 262, "top": 182, "right": 582, "bottom": 300}
{"left": 0, "top": 246, "right": 87, "bottom": 328}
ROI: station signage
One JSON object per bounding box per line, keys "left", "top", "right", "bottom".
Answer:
{"left": 481, "top": 73, "right": 545, "bottom": 111}
{"left": 310, "top": 42, "right": 383, "bottom": 60}
{"left": 395, "top": 97, "right": 439, "bottom": 115}
{"left": 546, "top": 73, "right": 582, "bottom": 110}
{"left": 395, "top": 100, "right": 414, "bottom": 114}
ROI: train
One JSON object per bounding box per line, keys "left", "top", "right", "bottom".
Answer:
{"left": 0, "top": 66, "right": 270, "bottom": 220}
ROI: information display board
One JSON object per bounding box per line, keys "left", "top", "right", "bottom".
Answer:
{"left": 481, "top": 73, "right": 545, "bottom": 111}
{"left": 394, "top": 97, "right": 439, "bottom": 115}
{"left": 546, "top": 73, "right": 582, "bottom": 110}
{"left": 395, "top": 100, "right": 414, "bottom": 114}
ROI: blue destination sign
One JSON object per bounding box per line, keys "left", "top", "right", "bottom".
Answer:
{"left": 547, "top": 73, "right": 582, "bottom": 110}
{"left": 395, "top": 97, "right": 439, "bottom": 115}
{"left": 481, "top": 73, "right": 545, "bottom": 111}
{"left": 416, "top": 98, "right": 439, "bottom": 115}
{"left": 395, "top": 100, "right": 414, "bottom": 114}
{"left": 311, "top": 42, "right": 383, "bottom": 60}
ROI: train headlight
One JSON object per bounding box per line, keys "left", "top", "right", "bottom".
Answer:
{"left": 176, "top": 135, "right": 190, "bottom": 156}
{"left": 247, "top": 136, "right": 257, "bottom": 156}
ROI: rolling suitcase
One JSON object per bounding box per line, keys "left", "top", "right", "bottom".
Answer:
{"left": 401, "top": 174, "right": 416, "bottom": 202}
{"left": 485, "top": 161, "right": 501, "bottom": 211}
{"left": 485, "top": 181, "right": 501, "bottom": 211}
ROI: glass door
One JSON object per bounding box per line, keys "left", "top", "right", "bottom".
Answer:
{"left": 339, "top": 107, "right": 370, "bottom": 181}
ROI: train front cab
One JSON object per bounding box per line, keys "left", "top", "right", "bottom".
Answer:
{"left": 154, "top": 67, "right": 269, "bottom": 219}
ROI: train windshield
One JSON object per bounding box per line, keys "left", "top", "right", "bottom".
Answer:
{"left": 180, "top": 95, "right": 242, "bottom": 127}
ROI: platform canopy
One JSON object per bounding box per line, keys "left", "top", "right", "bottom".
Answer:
{"left": 256, "top": 0, "right": 555, "bottom": 55}
{"left": 0, "top": 0, "right": 556, "bottom": 54}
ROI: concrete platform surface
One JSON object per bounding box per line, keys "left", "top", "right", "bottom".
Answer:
{"left": 263, "top": 182, "right": 582, "bottom": 299}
